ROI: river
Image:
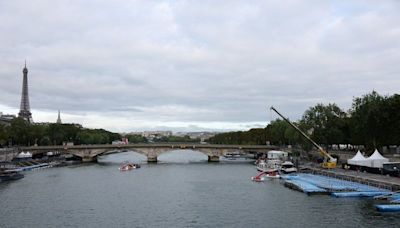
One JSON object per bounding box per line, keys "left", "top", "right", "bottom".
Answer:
{"left": 0, "top": 150, "right": 399, "bottom": 228}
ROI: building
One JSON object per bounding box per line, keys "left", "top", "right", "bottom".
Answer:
{"left": 18, "top": 61, "right": 33, "bottom": 123}
{"left": 0, "top": 112, "right": 16, "bottom": 126}
{"left": 174, "top": 132, "right": 217, "bottom": 142}
{"left": 142, "top": 131, "right": 172, "bottom": 138}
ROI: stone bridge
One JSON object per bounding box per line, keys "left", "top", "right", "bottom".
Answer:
{"left": 20, "top": 143, "right": 279, "bottom": 163}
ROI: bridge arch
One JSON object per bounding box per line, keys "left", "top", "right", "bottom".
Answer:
{"left": 157, "top": 149, "right": 208, "bottom": 163}
{"left": 98, "top": 150, "right": 147, "bottom": 163}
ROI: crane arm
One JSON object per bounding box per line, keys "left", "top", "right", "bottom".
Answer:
{"left": 269, "top": 106, "right": 336, "bottom": 163}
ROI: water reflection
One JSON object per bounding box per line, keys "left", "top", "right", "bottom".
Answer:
{"left": 97, "top": 151, "right": 147, "bottom": 164}
{"left": 97, "top": 149, "right": 209, "bottom": 164}
{"left": 158, "top": 150, "right": 208, "bottom": 163}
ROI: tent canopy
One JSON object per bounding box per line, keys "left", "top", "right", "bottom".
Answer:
{"left": 366, "top": 149, "right": 388, "bottom": 160}
{"left": 347, "top": 150, "right": 367, "bottom": 166}
{"left": 365, "top": 149, "right": 389, "bottom": 168}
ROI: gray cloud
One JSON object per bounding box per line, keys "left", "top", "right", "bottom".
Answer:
{"left": 0, "top": 0, "right": 399, "bottom": 132}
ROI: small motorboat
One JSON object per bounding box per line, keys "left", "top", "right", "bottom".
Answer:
{"left": 119, "top": 163, "right": 140, "bottom": 171}
{"left": 251, "top": 172, "right": 266, "bottom": 182}
{"left": 224, "top": 152, "right": 243, "bottom": 158}
{"left": 265, "top": 170, "right": 280, "bottom": 179}
{"left": 0, "top": 169, "right": 24, "bottom": 182}
{"left": 280, "top": 161, "right": 298, "bottom": 174}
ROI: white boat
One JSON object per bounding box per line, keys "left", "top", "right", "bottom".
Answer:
{"left": 280, "top": 161, "right": 297, "bottom": 174}
{"left": 223, "top": 152, "right": 245, "bottom": 159}
{"left": 256, "top": 150, "right": 292, "bottom": 175}
{"left": 256, "top": 159, "right": 281, "bottom": 173}
{"left": 251, "top": 172, "right": 266, "bottom": 182}
{"left": 265, "top": 170, "right": 280, "bottom": 179}
{"left": 119, "top": 162, "right": 141, "bottom": 171}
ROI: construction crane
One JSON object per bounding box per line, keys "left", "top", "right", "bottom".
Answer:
{"left": 270, "top": 106, "right": 337, "bottom": 168}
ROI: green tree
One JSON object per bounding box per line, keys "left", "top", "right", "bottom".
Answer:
{"left": 266, "top": 119, "right": 291, "bottom": 145}
{"left": 301, "top": 103, "right": 347, "bottom": 146}
{"left": 76, "top": 130, "right": 93, "bottom": 144}
{"left": 9, "top": 118, "right": 30, "bottom": 146}
{"left": 284, "top": 125, "right": 302, "bottom": 146}
{"left": 379, "top": 94, "right": 400, "bottom": 145}
{"left": 39, "top": 136, "right": 51, "bottom": 146}
{"left": 208, "top": 129, "right": 267, "bottom": 145}
{"left": 126, "top": 134, "right": 148, "bottom": 143}
{"left": 75, "top": 128, "right": 120, "bottom": 145}
{"left": 0, "top": 124, "right": 10, "bottom": 146}
{"left": 29, "top": 124, "right": 47, "bottom": 146}
{"left": 47, "top": 124, "right": 67, "bottom": 145}
{"left": 349, "top": 91, "right": 385, "bottom": 149}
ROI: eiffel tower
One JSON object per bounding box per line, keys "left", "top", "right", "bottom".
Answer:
{"left": 18, "top": 61, "right": 33, "bottom": 123}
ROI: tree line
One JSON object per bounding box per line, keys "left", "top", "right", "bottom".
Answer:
{"left": 208, "top": 91, "right": 400, "bottom": 152}
{"left": 0, "top": 118, "right": 203, "bottom": 147}
{"left": 0, "top": 118, "right": 120, "bottom": 146}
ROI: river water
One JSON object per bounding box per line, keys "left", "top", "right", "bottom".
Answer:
{"left": 0, "top": 150, "right": 399, "bottom": 228}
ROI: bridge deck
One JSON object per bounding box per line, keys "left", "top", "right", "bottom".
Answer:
{"left": 21, "top": 143, "right": 278, "bottom": 153}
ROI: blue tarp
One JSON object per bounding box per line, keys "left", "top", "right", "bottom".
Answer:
{"left": 332, "top": 191, "right": 390, "bottom": 198}
{"left": 15, "top": 163, "right": 49, "bottom": 171}
{"left": 375, "top": 204, "right": 400, "bottom": 212}
{"left": 390, "top": 194, "right": 400, "bottom": 199}
{"left": 285, "top": 179, "right": 326, "bottom": 193}
{"left": 282, "top": 173, "right": 391, "bottom": 195}
{"left": 391, "top": 199, "right": 400, "bottom": 203}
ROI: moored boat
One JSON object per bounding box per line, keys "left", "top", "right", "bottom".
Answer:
{"left": 119, "top": 162, "right": 141, "bottom": 171}
{"left": 280, "top": 161, "right": 297, "bottom": 174}
{"left": 0, "top": 169, "right": 24, "bottom": 182}
{"left": 223, "top": 152, "right": 248, "bottom": 161}
{"left": 255, "top": 150, "right": 289, "bottom": 173}
{"left": 251, "top": 172, "right": 266, "bottom": 182}
{"left": 256, "top": 159, "right": 280, "bottom": 173}
{"left": 265, "top": 170, "right": 280, "bottom": 179}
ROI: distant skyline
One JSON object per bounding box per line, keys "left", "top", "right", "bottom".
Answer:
{"left": 1, "top": 1, "right": 399, "bottom": 133}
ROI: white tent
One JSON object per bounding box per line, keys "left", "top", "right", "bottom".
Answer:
{"left": 347, "top": 151, "right": 366, "bottom": 165}
{"left": 365, "top": 149, "right": 389, "bottom": 168}
{"left": 347, "top": 150, "right": 367, "bottom": 166}
{"left": 16, "top": 151, "right": 32, "bottom": 158}
{"left": 16, "top": 152, "right": 25, "bottom": 158}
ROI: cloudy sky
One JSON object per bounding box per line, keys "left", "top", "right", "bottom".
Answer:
{"left": 0, "top": 0, "right": 399, "bottom": 133}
